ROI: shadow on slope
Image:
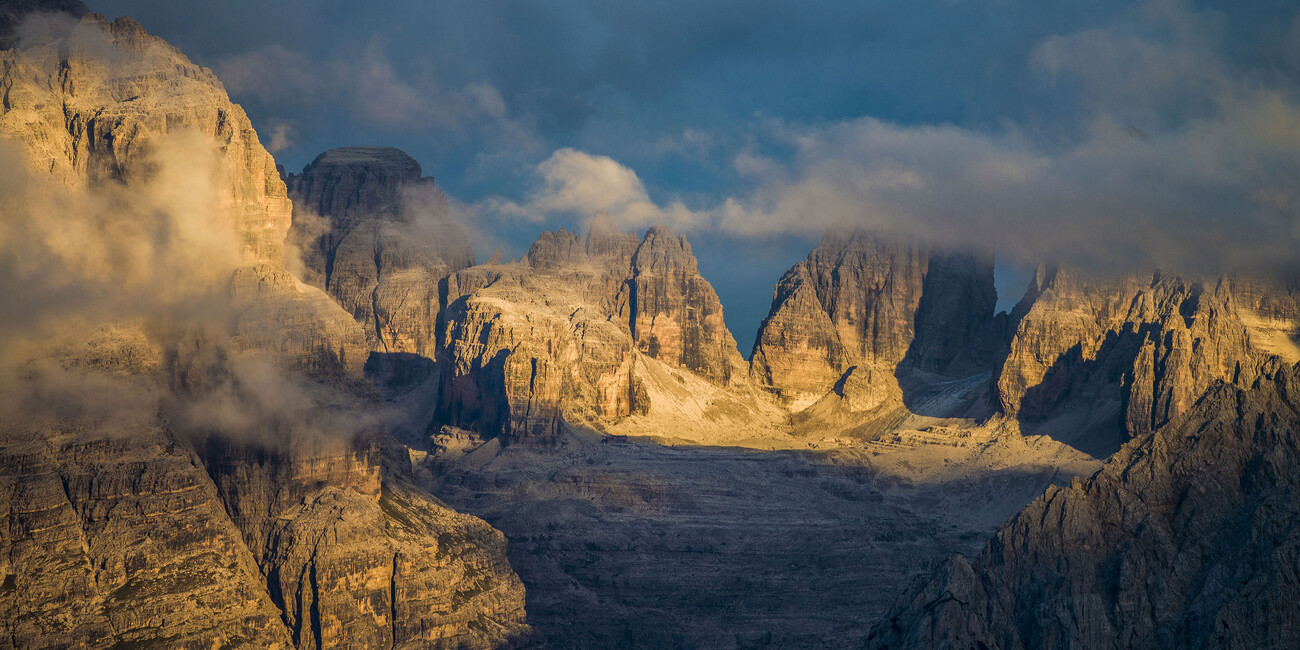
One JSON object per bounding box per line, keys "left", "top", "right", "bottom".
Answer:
{"left": 421, "top": 424, "right": 1092, "bottom": 650}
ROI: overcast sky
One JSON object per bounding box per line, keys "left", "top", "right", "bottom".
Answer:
{"left": 92, "top": 0, "right": 1300, "bottom": 354}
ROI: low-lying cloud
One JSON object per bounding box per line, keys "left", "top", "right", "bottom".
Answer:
{"left": 0, "top": 134, "right": 241, "bottom": 352}
{"left": 0, "top": 14, "right": 380, "bottom": 448}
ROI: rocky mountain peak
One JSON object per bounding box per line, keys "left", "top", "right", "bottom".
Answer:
{"left": 287, "top": 146, "right": 474, "bottom": 354}
{"left": 632, "top": 225, "right": 699, "bottom": 275}
{"left": 527, "top": 228, "right": 586, "bottom": 269}
{"left": 585, "top": 210, "right": 639, "bottom": 260}
{"left": 750, "top": 229, "right": 996, "bottom": 410}
{"left": 871, "top": 362, "right": 1300, "bottom": 648}
{"left": 287, "top": 146, "right": 429, "bottom": 226}
{"left": 1, "top": 15, "right": 526, "bottom": 648}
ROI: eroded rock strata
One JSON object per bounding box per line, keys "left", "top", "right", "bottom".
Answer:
{"left": 286, "top": 147, "right": 475, "bottom": 356}
{"left": 0, "top": 9, "right": 527, "bottom": 648}
{"left": 749, "top": 231, "right": 997, "bottom": 411}
{"left": 435, "top": 214, "right": 753, "bottom": 443}
{"left": 870, "top": 363, "right": 1300, "bottom": 650}
{"left": 992, "top": 267, "right": 1290, "bottom": 456}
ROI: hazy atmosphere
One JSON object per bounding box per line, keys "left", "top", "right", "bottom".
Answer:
{"left": 6, "top": 1, "right": 1300, "bottom": 647}
{"left": 93, "top": 0, "right": 1300, "bottom": 351}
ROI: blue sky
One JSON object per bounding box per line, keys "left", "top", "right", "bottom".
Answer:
{"left": 93, "top": 0, "right": 1300, "bottom": 354}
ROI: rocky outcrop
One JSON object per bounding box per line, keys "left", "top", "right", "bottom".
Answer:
{"left": 1, "top": 8, "right": 369, "bottom": 377}
{"left": 3, "top": 13, "right": 291, "bottom": 266}
{"left": 228, "top": 265, "right": 370, "bottom": 380}
{"left": 870, "top": 363, "right": 1300, "bottom": 649}
{"left": 439, "top": 262, "right": 639, "bottom": 442}
{"left": 0, "top": 395, "right": 294, "bottom": 648}
{"left": 749, "top": 231, "right": 996, "bottom": 411}
{"left": 626, "top": 226, "right": 743, "bottom": 385}
{"left": 199, "top": 432, "right": 528, "bottom": 650}
{"left": 993, "top": 268, "right": 1282, "bottom": 454}
{"left": 584, "top": 210, "right": 639, "bottom": 262}
{"left": 286, "top": 147, "right": 475, "bottom": 356}
{"left": 0, "top": 11, "right": 528, "bottom": 648}
{"left": 436, "top": 219, "right": 749, "bottom": 442}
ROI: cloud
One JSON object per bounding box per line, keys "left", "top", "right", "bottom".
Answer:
{"left": 483, "top": 1, "right": 1300, "bottom": 276}
{"left": 648, "top": 128, "right": 715, "bottom": 161}
{"left": 0, "top": 14, "right": 380, "bottom": 449}
{"left": 167, "top": 353, "right": 382, "bottom": 446}
{"left": 480, "top": 148, "right": 704, "bottom": 231}
{"left": 0, "top": 133, "right": 242, "bottom": 350}
{"left": 0, "top": 128, "right": 378, "bottom": 446}
{"left": 213, "top": 41, "right": 536, "bottom": 139}
{"left": 262, "top": 119, "right": 296, "bottom": 154}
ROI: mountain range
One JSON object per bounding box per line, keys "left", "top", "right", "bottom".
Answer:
{"left": 2, "top": 3, "right": 1299, "bottom": 648}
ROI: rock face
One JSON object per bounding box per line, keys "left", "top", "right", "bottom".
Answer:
{"left": 0, "top": 10, "right": 527, "bottom": 648}
{"left": 869, "top": 363, "right": 1300, "bottom": 649}
{"left": 286, "top": 147, "right": 476, "bottom": 356}
{"left": 746, "top": 231, "right": 1298, "bottom": 460}
{"left": 4, "top": 15, "right": 289, "bottom": 266}
{"left": 749, "top": 231, "right": 996, "bottom": 411}
{"left": 0, "top": 385, "right": 294, "bottom": 648}
{"left": 198, "top": 434, "right": 527, "bottom": 650}
{"left": 992, "top": 268, "right": 1283, "bottom": 456}
{"left": 628, "top": 226, "right": 741, "bottom": 384}
{"left": 436, "top": 216, "right": 750, "bottom": 443}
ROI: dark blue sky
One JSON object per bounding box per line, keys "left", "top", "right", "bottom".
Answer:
{"left": 93, "top": 0, "right": 1300, "bottom": 354}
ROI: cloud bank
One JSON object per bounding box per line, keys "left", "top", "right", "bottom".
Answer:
{"left": 481, "top": 1, "right": 1300, "bottom": 276}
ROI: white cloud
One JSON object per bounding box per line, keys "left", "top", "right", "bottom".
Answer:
{"left": 482, "top": 148, "right": 704, "bottom": 231}
{"left": 263, "top": 119, "right": 295, "bottom": 153}
{"left": 483, "top": 0, "right": 1300, "bottom": 275}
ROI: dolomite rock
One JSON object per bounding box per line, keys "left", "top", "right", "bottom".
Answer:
{"left": 584, "top": 210, "right": 640, "bottom": 262}
{"left": 200, "top": 431, "right": 528, "bottom": 650}
{"left": 1, "top": 12, "right": 290, "bottom": 266}
{"left": 0, "top": 10, "right": 529, "bottom": 648}
{"left": 993, "top": 268, "right": 1282, "bottom": 453}
{"left": 286, "top": 147, "right": 475, "bottom": 356}
{"left": 870, "top": 364, "right": 1300, "bottom": 649}
{"left": 228, "top": 264, "right": 370, "bottom": 380}
{"left": 749, "top": 231, "right": 996, "bottom": 411}
{"left": 261, "top": 480, "right": 527, "bottom": 649}
{"left": 625, "top": 226, "right": 745, "bottom": 385}
{"left": 436, "top": 221, "right": 749, "bottom": 442}
{"left": 0, "top": 406, "right": 294, "bottom": 649}
{"left": 0, "top": 9, "right": 370, "bottom": 377}
{"left": 439, "top": 256, "right": 642, "bottom": 443}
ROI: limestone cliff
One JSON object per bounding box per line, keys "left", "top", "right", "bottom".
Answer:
{"left": 869, "top": 363, "right": 1300, "bottom": 649}
{"left": 749, "top": 231, "right": 996, "bottom": 411}
{"left": 625, "top": 226, "right": 742, "bottom": 385}
{"left": 286, "top": 147, "right": 475, "bottom": 356}
{"left": 436, "top": 218, "right": 754, "bottom": 443}
{"left": 993, "top": 268, "right": 1285, "bottom": 455}
{"left": 0, "top": 10, "right": 527, "bottom": 648}
{"left": 0, "top": 374, "right": 293, "bottom": 648}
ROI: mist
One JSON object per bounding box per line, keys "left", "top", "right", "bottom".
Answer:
{"left": 0, "top": 15, "right": 377, "bottom": 450}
